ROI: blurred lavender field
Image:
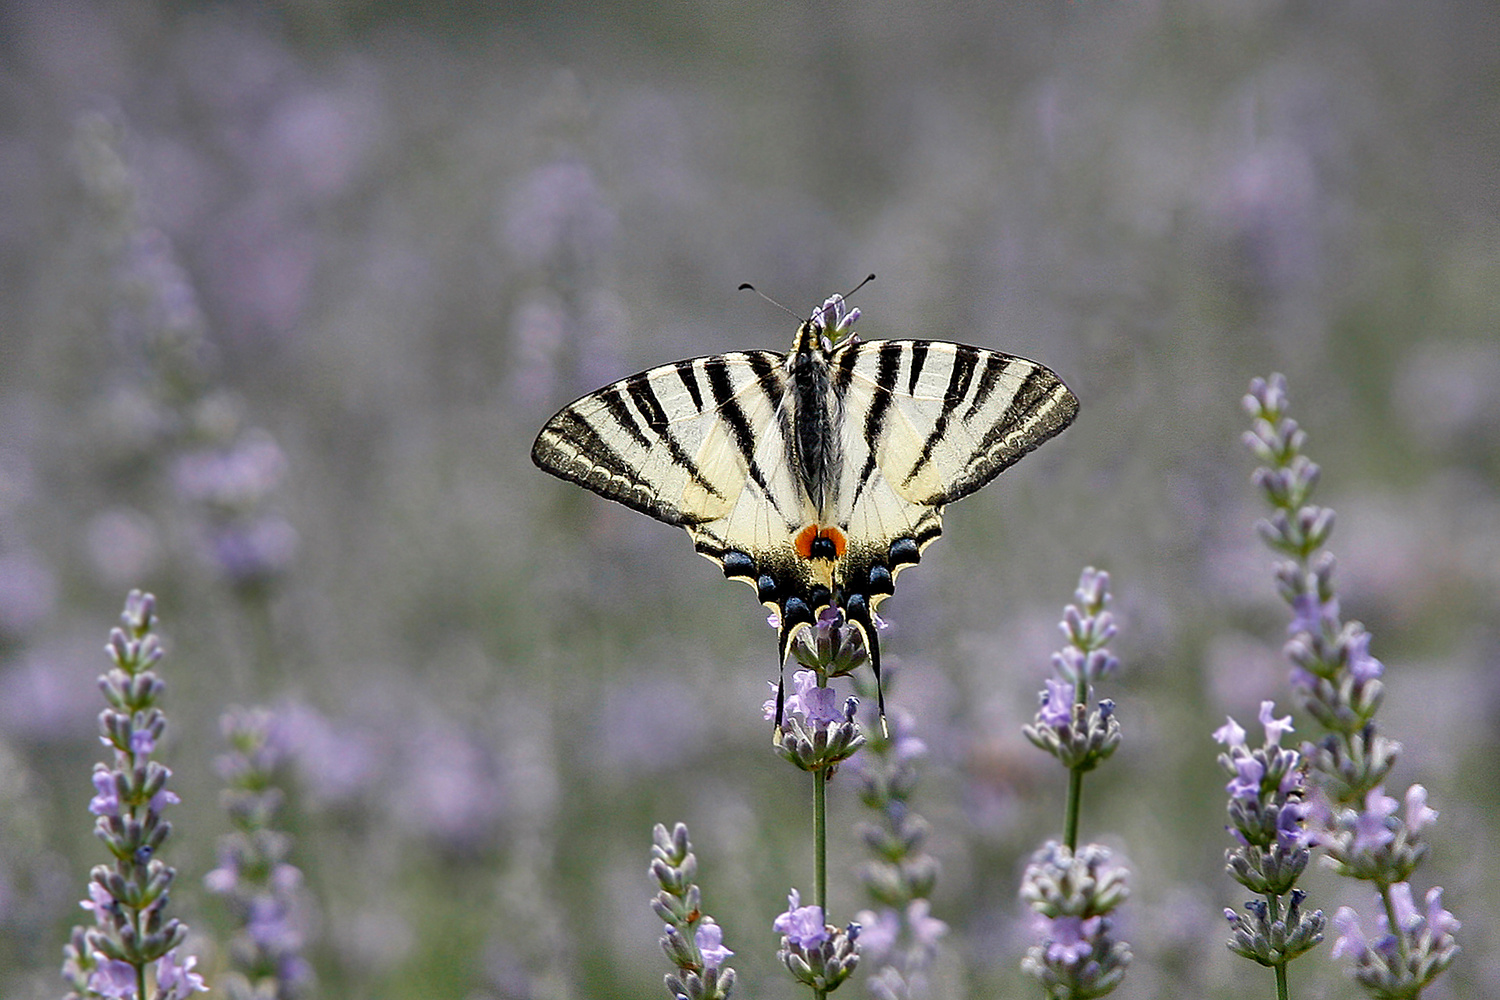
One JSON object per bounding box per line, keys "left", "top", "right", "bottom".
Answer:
{"left": 2, "top": 2, "right": 1497, "bottom": 998}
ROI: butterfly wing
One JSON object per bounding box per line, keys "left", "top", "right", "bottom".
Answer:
{"left": 821, "top": 338, "right": 1079, "bottom": 674}
{"left": 531, "top": 351, "right": 822, "bottom": 619}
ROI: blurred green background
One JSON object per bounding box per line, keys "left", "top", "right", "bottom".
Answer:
{"left": 1, "top": 2, "right": 1496, "bottom": 997}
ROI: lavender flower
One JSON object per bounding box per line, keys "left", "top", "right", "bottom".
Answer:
{"left": 1018, "top": 843, "right": 1132, "bottom": 1000}
{"left": 650, "top": 822, "right": 736, "bottom": 1000}
{"left": 810, "top": 292, "right": 862, "bottom": 347}
{"left": 1022, "top": 568, "right": 1122, "bottom": 774}
{"left": 206, "top": 705, "right": 315, "bottom": 999}
{"left": 766, "top": 613, "right": 868, "bottom": 772}
{"left": 1242, "top": 374, "right": 1459, "bottom": 994}
{"left": 60, "top": 591, "right": 207, "bottom": 1000}
{"left": 1328, "top": 884, "right": 1460, "bottom": 999}
{"left": 1215, "top": 699, "right": 1325, "bottom": 967}
{"left": 1020, "top": 569, "right": 1132, "bottom": 999}
{"left": 773, "top": 888, "right": 861, "bottom": 993}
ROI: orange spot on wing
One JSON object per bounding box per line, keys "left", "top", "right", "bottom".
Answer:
{"left": 795, "top": 524, "right": 819, "bottom": 559}
{"left": 824, "top": 526, "right": 847, "bottom": 558}
{"left": 795, "top": 524, "right": 847, "bottom": 560}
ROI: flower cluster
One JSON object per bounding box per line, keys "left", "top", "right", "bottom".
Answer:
{"left": 61, "top": 591, "right": 207, "bottom": 1000}
{"left": 765, "top": 609, "right": 868, "bottom": 771}
{"left": 1022, "top": 568, "right": 1121, "bottom": 773}
{"left": 1242, "top": 374, "right": 1459, "bottom": 995}
{"left": 1330, "top": 884, "right": 1460, "bottom": 1000}
{"left": 205, "top": 706, "right": 315, "bottom": 999}
{"left": 1214, "top": 701, "right": 1325, "bottom": 966}
{"left": 650, "top": 822, "right": 736, "bottom": 1000}
{"left": 773, "top": 889, "right": 861, "bottom": 993}
{"left": 1020, "top": 569, "right": 1131, "bottom": 999}
{"left": 1019, "top": 843, "right": 1132, "bottom": 1000}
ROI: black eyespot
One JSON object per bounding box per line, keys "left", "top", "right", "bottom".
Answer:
{"left": 757, "top": 574, "right": 779, "bottom": 601}
{"left": 722, "top": 551, "right": 755, "bottom": 578}
{"left": 888, "top": 537, "right": 921, "bottom": 566}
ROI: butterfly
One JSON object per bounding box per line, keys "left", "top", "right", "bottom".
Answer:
{"left": 531, "top": 288, "right": 1078, "bottom": 720}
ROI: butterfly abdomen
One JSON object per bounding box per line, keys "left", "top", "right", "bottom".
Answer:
{"left": 787, "top": 329, "right": 842, "bottom": 512}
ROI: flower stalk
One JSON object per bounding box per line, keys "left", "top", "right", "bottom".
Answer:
{"left": 765, "top": 606, "right": 871, "bottom": 996}
{"left": 61, "top": 591, "right": 207, "bottom": 1000}
{"left": 1241, "top": 374, "right": 1459, "bottom": 998}
{"left": 1019, "top": 568, "right": 1131, "bottom": 999}
{"left": 650, "top": 822, "right": 736, "bottom": 1000}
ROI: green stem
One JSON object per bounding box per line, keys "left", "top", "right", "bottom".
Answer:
{"left": 1063, "top": 766, "right": 1083, "bottom": 852}
{"left": 814, "top": 765, "right": 828, "bottom": 913}
{"left": 814, "top": 764, "right": 827, "bottom": 1000}
{"left": 1264, "top": 893, "right": 1289, "bottom": 1000}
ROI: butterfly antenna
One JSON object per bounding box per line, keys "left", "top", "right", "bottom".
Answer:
{"left": 738, "top": 283, "right": 801, "bottom": 322}
{"left": 844, "top": 273, "right": 876, "bottom": 300}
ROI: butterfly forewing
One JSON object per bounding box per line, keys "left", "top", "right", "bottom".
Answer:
{"left": 532, "top": 351, "right": 787, "bottom": 528}
{"left": 838, "top": 339, "right": 1079, "bottom": 509}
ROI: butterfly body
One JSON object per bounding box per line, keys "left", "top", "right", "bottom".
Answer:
{"left": 531, "top": 296, "right": 1079, "bottom": 703}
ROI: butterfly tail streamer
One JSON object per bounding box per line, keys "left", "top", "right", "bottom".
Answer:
{"left": 843, "top": 593, "right": 888, "bottom": 735}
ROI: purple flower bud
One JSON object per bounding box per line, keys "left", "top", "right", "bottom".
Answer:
{"left": 1330, "top": 905, "right": 1368, "bottom": 960}
{"left": 89, "top": 957, "right": 140, "bottom": 998}
{"left": 129, "top": 728, "right": 156, "bottom": 755}
{"left": 80, "top": 881, "right": 118, "bottom": 924}
{"left": 1257, "top": 701, "right": 1294, "bottom": 747}
{"left": 773, "top": 888, "right": 828, "bottom": 949}
{"left": 1423, "top": 886, "right": 1460, "bottom": 939}
{"left": 1039, "top": 677, "right": 1073, "bottom": 730}
{"left": 1404, "top": 784, "right": 1438, "bottom": 833}
{"left": 1227, "top": 757, "right": 1264, "bottom": 801}
{"left": 89, "top": 767, "right": 121, "bottom": 817}
{"left": 1213, "top": 716, "right": 1247, "bottom": 749}
{"left": 695, "top": 920, "right": 734, "bottom": 969}
{"left": 1341, "top": 626, "right": 1384, "bottom": 681}
{"left": 155, "top": 949, "right": 208, "bottom": 999}
{"left": 1386, "top": 882, "right": 1421, "bottom": 934}
{"left": 1351, "top": 787, "right": 1398, "bottom": 853}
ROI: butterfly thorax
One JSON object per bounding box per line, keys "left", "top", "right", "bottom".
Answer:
{"left": 786, "top": 321, "right": 844, "bottom": 520}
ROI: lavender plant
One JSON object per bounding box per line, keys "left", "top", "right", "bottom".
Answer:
{"left": 650, "top": 822, "right": 736, "bottom": 1000}
{"left": 205, "top": 706, "right": 315, "bottom": 999}
{"left": 1018, "top": 568, "right": 1131, "bottom": 1000}
{"left": 61, "top": 591, "right": 208, "bottom": 1000}
{"left": 1239, "top": 373, "right": 1459, "bottom": 998}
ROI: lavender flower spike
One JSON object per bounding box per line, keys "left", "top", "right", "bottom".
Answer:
{"left": 1021, "top": 569, "right": 1132, "bottom": 998}
{"left": 650, "top": 822, "right": 736, "bottom": 1000}
{"left": 1243, "top": 374, "right": 1459, "bottom": 995}
{"left": 208, "top": 705, "right": 316, "bottom": 999}
{"left": 61, "top": 592, "right": 207, "bottom": 1000}
{"left": 1022, "top": 567, "right": 1122, "bottom": 773}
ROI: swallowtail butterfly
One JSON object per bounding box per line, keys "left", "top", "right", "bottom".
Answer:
{"left": 531, "top": 289, "right": 1078, "bottom": 718}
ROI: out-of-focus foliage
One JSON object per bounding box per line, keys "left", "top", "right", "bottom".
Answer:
{"left": 1, "top": 2, "right": 1496, "bottom": 998}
